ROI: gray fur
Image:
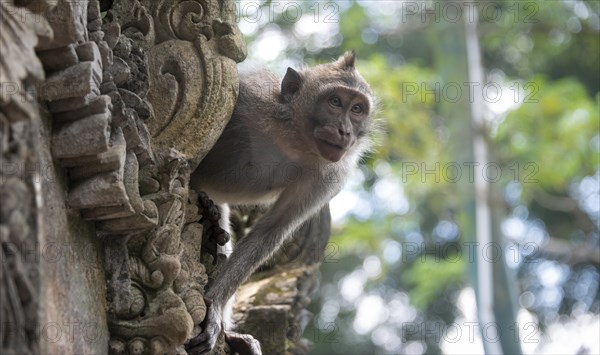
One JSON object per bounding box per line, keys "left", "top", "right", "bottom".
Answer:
{"left": 187, "top": 51, "right": 375, "bottom": 354}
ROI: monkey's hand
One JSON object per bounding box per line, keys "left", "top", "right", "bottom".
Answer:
{"left": 186, "top": 299, "right": 222, "bottom": 355}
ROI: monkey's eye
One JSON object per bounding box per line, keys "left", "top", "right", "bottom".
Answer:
{"left": 351, "top": 104, "right": 363, "bottom": 114}
{"left": 329, "top": 96, "right": 342, "bottom": 107}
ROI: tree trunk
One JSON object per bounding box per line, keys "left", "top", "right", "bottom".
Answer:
{"left": 429, "top": 1, "right": 522, "bottom": 353}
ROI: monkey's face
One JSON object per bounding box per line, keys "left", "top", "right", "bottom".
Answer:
{"left": 310, "top": 86, "right": 371, "bottom": 162}
{"left": 280, "top": 51, "right": 374, "bottom": 163}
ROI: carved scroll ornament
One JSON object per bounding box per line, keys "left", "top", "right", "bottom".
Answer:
{"left": 101, "top": 1, "right": 246, "bottom": 352}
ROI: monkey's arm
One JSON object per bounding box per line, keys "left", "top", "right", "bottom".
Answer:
{"left": 186, "top": 180, "right": 336, "bottom": 354}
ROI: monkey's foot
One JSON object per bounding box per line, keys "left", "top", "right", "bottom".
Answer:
{"left": 185, "top": 300, "right": 222, "bottom": 355}
{"left": 225, "top": 330, "right": 262, "bottom": 355}
{"left": 185, "top": 329, "right": 219, "bottom": 355}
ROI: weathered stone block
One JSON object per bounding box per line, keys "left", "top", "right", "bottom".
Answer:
{"left": 98, "top": 41, "right": 114, "bottom": 68}
{"left": 96, "top": 200, "right": 159, "bottom": 233}
{"left": 108, "top": 57, "right": 130, "bottom": 86}
{"left": 67, "top": 127, "right": 126, "bottom": 178}
{"left": 68, "top": 170, "right": 130, "bottom": 209}
{"left": 100, "top": 79, "right": 118, "bottom": 95}
{"left": 41, "top": 61, "right": 101, "bottom": 101}
{"left": 76, "top": 41, "right": 101, "bottom": 63}
{"left": 53, "top": 94, "right": 111, "bottom": 121}
{"left": 81, "top": 204, "right": 136, "bottom": 221}
{"left": 88, "top": 0, "right": 100, "bottom": 20}
{"left": 37, "top": 44, "right": 79, "bottom": 73}
{"left": 88, "top": 18, "right": 103, "bottom": 32}
{"left": 52, "top": 112, "right": 111, "bottom": 158}
{"left": 38, "top": 0, "right": 89, "bottom": 51}
{"left": 46, "top": 92, "right": 96, "bottom": 112}
{"left": 101, "top": 22, "right": 121, "bottom": 50}
{"left": 89, "top": 30, "right": 104, "bottom": 43}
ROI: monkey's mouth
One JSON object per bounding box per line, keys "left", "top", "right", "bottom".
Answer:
{"left": 316, "top": 139, "right": 347, "bottom": 162}
{"left": 320, "top": 140, "right": 344, "bottom": 150}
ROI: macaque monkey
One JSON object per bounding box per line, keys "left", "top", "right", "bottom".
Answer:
{"left": 186, "top": 51, "right": 375, "bottom": 354}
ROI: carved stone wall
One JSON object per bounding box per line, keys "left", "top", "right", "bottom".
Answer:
{"left": 1, "top": 1, "right": 330, "bottom": 354}
{"left": 1, "top": 1, "right": 110, "bottom": 353}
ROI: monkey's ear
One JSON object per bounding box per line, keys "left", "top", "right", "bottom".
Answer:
{"left": 281, "top": 67, "right": 302, "bottom": 102}
{"left": 337, "top": 50, "right": 356, "bottom": 69}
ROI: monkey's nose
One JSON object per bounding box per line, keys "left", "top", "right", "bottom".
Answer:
{"left": 338, "top": 127, "right": 351, "bottom": 137}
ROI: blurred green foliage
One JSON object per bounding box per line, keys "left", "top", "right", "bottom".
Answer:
{"left": 404, "top": 258, "right": 466, "bottom": 311}
{"left": 237, "top": 0, "right": 599, "bottom": 353}
{"left": 495, "top": 78, "right": 599, "bottom": 190}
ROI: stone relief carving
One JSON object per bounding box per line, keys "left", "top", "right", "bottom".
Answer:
{"left": 1, "top": 0, "right": 243, "bottom": 353}
{"left": 108, "top": 0, "right": 246, "bottom": 166}
{"left": 107, "top": 151, "right": 195, "bottom": 354}
{"left": 100, "top": 1, "right": 246, "bottom": 352}
{"left": 2, "top": 0, "right": 330, "bottom": 353}
{"left": 1, "top": 1, "right": 55, "bottom": 353}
